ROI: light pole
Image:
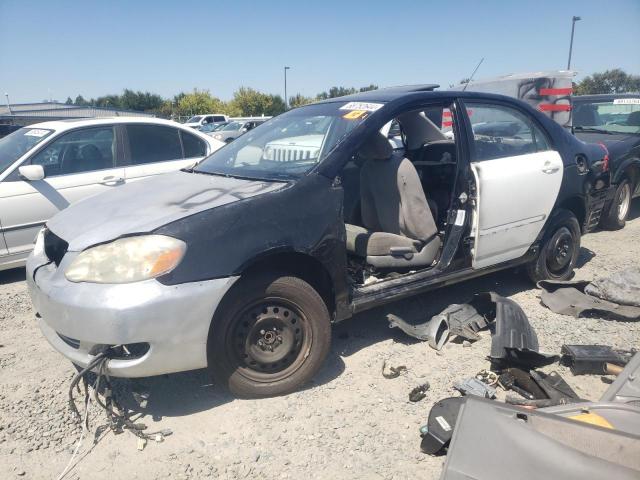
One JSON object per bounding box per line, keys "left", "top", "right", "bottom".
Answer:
{"left": 284, "top": 66, "right": 290, "bottom": 110}
{"left": 4, "top": 93, "right": 12, "bottom": 115}
{"left": 567, "top": 16, "right": 581, "bottom": 70}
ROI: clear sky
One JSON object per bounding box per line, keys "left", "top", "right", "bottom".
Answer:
{"left": 1, "top": 0, "right": 639, "bottom": 103}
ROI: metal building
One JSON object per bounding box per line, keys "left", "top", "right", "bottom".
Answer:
{"left": 0, "top": 102, "right": 155, "bottom": 126}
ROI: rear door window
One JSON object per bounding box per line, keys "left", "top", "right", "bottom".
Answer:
{"left": 126, "top": 125, "right": 183, "bottom": 164}
{"left": 181, "top": 131, "right": 207, "bottom": 158}
{"left": 463, "top": 103, "right": 551, "bottom": 161}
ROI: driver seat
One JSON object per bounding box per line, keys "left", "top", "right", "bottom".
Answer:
{"left": 346, "top": 132, "right": 441, "bottom": 268}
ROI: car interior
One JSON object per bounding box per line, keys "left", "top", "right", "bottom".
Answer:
{"left": 340, "top": 105, "right": 459, "bottom": 285}
{"left": 30, "top": 128, "right": 116, "bottom": 177}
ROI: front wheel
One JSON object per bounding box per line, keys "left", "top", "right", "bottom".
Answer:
{"left": 207, "top": 274, "right": 331, "bottom": 398}
{"left": 527, "top": 209, "right": 581, "bottom": 283}
{"left": 600, "top": 179, "right": 632, "bottom": 230}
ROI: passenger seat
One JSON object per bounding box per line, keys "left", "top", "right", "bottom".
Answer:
{"left": 346, "top": 132, "right": 441, "bottom": 269}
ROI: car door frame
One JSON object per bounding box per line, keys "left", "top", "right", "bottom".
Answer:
{"left": 0, "top": 124, "right": 126, "bottom": 259}
{"left": 339, "top": 96, "right": 482, "bottom": 312}
{"left": 118, "top": 123, "right": 209, "bottom": 183}
{"left": 458, "top": 97, "right": 564, "bottom": 270}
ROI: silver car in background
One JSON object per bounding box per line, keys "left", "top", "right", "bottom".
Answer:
{"left": 0, "top": 117, "right": 223, "bottom": 271}
{"left": 210, "top": 119, "right": 268, "bottom": 143}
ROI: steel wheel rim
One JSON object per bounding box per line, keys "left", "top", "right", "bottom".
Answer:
{"left": 617, "top": 183, "right": 631, "bottom": 222}
{"left": 547, "top": 226, "right": 574, "bottom": 274}
{"left": 227, "top": 298, "right": 312, "bottom": 382}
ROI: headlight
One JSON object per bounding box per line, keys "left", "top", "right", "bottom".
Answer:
{"left": 214, "top": 134, "right": 222, "bottom": 139}
{"left": 65, "top": 235, "right": 186, "bottom": 284}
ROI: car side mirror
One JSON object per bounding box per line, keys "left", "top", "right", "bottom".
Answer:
{"left": 18, "top": 165, "right": 46, "bottom": 181}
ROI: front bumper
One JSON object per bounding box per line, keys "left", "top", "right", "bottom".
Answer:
{"left": 26, "top": 248, "right": 238, "bottom": 378}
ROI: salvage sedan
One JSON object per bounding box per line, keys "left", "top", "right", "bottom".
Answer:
{"left": 27, "top": 87, "right": 610, "bottom": 397}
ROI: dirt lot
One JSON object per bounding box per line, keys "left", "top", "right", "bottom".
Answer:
{"left": 1, "top": 202, "right": 639, "bottom": 480}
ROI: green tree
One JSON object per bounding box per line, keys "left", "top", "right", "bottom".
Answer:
{"left": 289, "top": 93, "right": 314, "bottom": 108}
{"left": 74, "top": 95, "right": 89, "bottom": 106}
{"left": 176, "top": 89, "right": 225, "bottom": 117}
{"left": 230, "top": 87, "right": 285, "bottom": 116}
{"left": 65, "top": 97, "right": 73, "bottom": 105}
{"left": 359, "top": 84, "right": 378, "bottom": 92}
{"left": 575, "top": 69, "right": 640, "bottom": 95}
{"left": 120, "top": 89, "right": 164, "bottom": 111}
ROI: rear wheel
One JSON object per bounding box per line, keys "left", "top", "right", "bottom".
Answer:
{"left": 527, "top": 209, "right": 581, "bottom": 283}
{"left": 600, "top": 179, "right": 632, "bottom": 230}
{"left": 207, "top": 274, "right": 331, "bottom": 398}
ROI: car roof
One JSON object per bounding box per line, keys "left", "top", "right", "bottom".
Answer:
{"left": 572, "top": 93, "right": 640, "bottom": 102}
{"left": 313, "top": 85, "right": 528, "bottom": 105}
{"left": 25, "top": 116, "right": 196, "bottom": 133}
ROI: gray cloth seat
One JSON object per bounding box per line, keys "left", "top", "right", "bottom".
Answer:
{"left": 346, "top": 132, "right": 441, "bottom": 268}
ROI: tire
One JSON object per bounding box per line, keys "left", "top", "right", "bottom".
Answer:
{"left": 527, "top": 209, "right": 581, "bottom": 284}
{"left": 224, "top": 138, "right": 233, "bottom": 144}
{"left": 600, "top": 178, "right": 632, "bottom": 231}
{"left": 207, "top": 273, "right": 331, "bottom": 398}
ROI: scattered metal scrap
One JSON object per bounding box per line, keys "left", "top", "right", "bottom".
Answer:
{"left": 381, "top": 359, "right": 408, "bottom": 379}
{"left": 440, "top": 354, "right": 640, "bottom": 479}
{"left": 561, "top": 344, "right": 635, "bottom": 375}
{"left": 409, "top": 383, "right": 430, "bottom": 402}
{"left": 454, "top": 377, "right": 496, "bottom": 399}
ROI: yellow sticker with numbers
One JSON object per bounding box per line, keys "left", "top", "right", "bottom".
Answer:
{"left": 343, "top": 110, "right": 367, "bottom": 120}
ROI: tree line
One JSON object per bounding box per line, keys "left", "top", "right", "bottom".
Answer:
{"left": 62, "top": 70, "right": 639, "bottom": 118}
{"left": 64, "top": 84, "right": 379, "bottom": 118}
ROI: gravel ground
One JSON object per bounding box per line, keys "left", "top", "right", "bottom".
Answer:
{"left": 1, "top": 202, "right": 639, "bottom": 480}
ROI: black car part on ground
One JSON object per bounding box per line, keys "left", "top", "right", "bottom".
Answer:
{"left": 561, "top": 344, "right": 635, "bottom": 375}
{"left": 387, "top": 292, "right": 497, "bottom": 349}
{"left": 419, "top": 396, "right": 466, "bottom": 455}
{"left": 505, "top": 370, "right": 582, "bottom": 408}
{"left": 409, "top": 383, "right": 430, "bottom": 402}
{"left": 498, "top": 368, "right": 544, "bottom": 399}
{"left": 486, "top": 293, "right": 558, "bottom": 370}
{"left": 539, "top": 278, "right": 640, "bottom": 321}
{"left": 440, "top": 396, "right": 640, "bottom": 480}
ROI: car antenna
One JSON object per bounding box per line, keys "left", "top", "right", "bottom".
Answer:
{"left": 462, "top": 58, "right": 484, "bottom": 91}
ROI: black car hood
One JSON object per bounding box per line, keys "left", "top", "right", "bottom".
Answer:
{"left": 574, "top": 131, "right": 639, "bottom": 158}
{"left": 47, "top": 171, "right": 286, "bottom": 251}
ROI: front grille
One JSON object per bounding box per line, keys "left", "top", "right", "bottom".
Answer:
{"left": 271, "top": 147, "right": 316, "bottom": 162}
{"left": 44, "top": 229, "right": 68, "bottom": 266}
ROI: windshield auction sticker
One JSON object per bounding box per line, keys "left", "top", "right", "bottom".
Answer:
{"left": 343, "top": 110, "right": 368, "bottom": 120}
{"left": 613, "top": 98, "right": 640, "bottom": 105}
{"left": 24, "top": 129, "right": 49, "bottom": 137}
{"left": 340, "top": 102, "right": 384, "bottom": 112}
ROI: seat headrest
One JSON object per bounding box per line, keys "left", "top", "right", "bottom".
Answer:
{"left": 627, "top": 111, "right": 640, "bottom": 126}
{"left": 358, "top": 131, "right": 393, "bottom": 161}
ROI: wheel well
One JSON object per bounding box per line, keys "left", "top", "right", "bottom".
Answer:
{"left": 558, "top": 197, "right": 586, "bottom": 227}
{"left": 240, "top": 252, "right": 336, "bottom": 319}
{"left": 619, "top": 163, "right": 640, "bottom": 188}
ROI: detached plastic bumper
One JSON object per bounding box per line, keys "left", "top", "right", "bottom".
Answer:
{"left": 26, "top": 248, "right": 238, "bottom": 378}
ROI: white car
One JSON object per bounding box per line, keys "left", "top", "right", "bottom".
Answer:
{"left": 183, "top": 114, "right": 229, "bottom": 129}
{"left": 0, "top": 117, "right": 223, "bottom": 271}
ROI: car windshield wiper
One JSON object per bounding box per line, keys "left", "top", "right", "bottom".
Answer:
{"left": 190, "top": 168, "right": 293, "bottom": 182}
{"left": 573, "top": 126, "right": 614, "bottom": 134}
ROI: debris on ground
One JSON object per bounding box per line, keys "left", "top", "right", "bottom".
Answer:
{"left": 419, "top": 397, "right": 466, "bottom": 455}
{"left": 539, "top": 274, "right": 640, "bottom": 321}
{"left": 408, "top": 383, "right": 430, "bottom": 402}
{"left": 453, "top": 377, "right": 496, "bottom": 399}
{"left": 560, "top": 344, "right": 635, "bottom": 375}
{"left": 381, "top": 359, "right": 408, "bottom": 379}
